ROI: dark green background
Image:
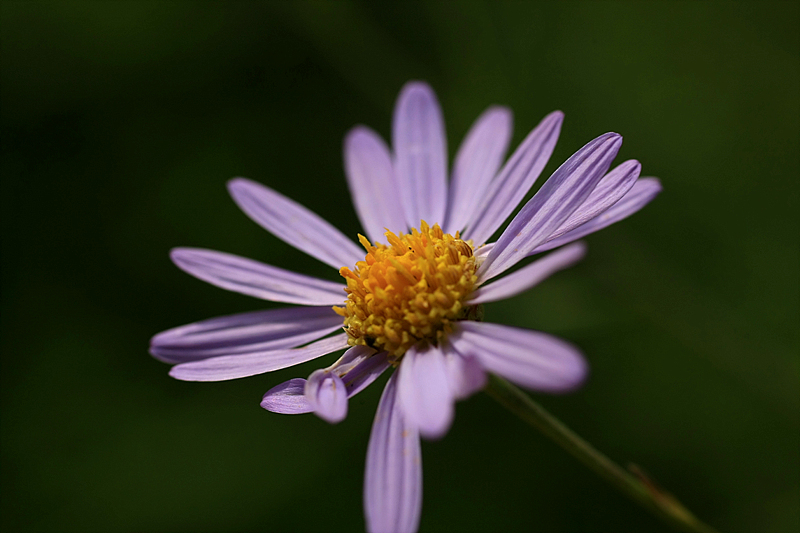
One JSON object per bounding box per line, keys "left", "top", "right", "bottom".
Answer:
{"left": 2, "top": 1, "right": 798, "bottom": 532}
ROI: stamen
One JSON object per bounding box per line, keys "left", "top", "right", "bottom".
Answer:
{"left": 334, "top": 222, "right": 479, "bottom": 361}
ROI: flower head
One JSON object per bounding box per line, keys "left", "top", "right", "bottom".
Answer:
{"left": 151, "top": 81, "right": 661, "bottom": 533}
{"left": 335, "top": 221, "right": 478, "bottom": 358}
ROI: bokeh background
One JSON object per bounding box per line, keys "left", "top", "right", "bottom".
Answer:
{"left": 2, "top": 1, "right": 798, "bottom": 532}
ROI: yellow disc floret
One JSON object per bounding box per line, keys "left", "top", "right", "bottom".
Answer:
{"left": 333, "top": 221, "right": 478, "bottom": 361}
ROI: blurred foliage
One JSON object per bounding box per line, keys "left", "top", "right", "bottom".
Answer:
{"left": 1, "top": 1, "right": 798, "bottom": 532}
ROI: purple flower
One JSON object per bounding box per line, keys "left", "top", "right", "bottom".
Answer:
{"left": 151, "top": 81, "right": 661, "bottom": 533}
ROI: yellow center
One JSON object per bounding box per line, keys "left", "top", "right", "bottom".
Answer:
{"left": 333, "top": 221, "right": 479, "bottom": 361}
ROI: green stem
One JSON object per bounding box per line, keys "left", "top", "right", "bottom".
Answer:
{"left": 484, "top": 374, "right": 719, "bottom": 533}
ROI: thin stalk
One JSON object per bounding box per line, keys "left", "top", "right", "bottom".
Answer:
{"left": 484, "top": 374, "right": 719, "bottom": 533}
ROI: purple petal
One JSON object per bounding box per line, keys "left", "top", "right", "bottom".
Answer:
{"left": 260, "top": 378, "right": 313, "bottom": 414}
{"left": 392, "top": 81, "right": 448, "bottom": 228}
{"left": 450, "top": 322, "right": 588, "bottom": 392}
{"left": 260, "top": 348, "right": 390, "bottom": 417}
{"left": 364, "top": 374, "right": 422, "bottom": 533}
{"left": 444, "top": 106, "right": 513, "bottom": 235}
{"left": 332, "top": 344, "right": 376, "bottom": 372}
{"left": 473, "top": 243, "right": 495, "bottom": 260}
{"left": 306, "top": 370, "right": 348, "bottom": 424}
{"left": 462, "top": 111, "right": 563, "bottom": 246}
{"left": 170, "top": 248, "right": 346, "bottom": 306}
{"left": 533, "top": 177, "right": 663, "bottom": 253}
{"left": 340, "top": 350, "right": 391, "bottom": 397}
{"left": 397, "top": 343, "right": 454, "bottom": 440}
{"left": 228, "top": 178, "right": 364, "bottom": 269}
{"left": 471, "top": 242, "right": 587, "bottom": 301}
{"left": 344, "top": 126, "right": 408, "bottom": 243}
{"left": 540, "top": 159, "right": 640, "bottom": 245}
{"left": 168, "top": 333, "right": 348, "bottom": 382}
{"left": 150, "top": 306, "right": 343, "bottom": 363}
{"left": 480, "top": 133, "right": 622, "bottom": 279}
{"left": 441, "top": 349, "right": 487, "bottom": 400}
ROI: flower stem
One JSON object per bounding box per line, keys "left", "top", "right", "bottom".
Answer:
{"left": 484, "top": 374, "right": 718, "bottom": 533}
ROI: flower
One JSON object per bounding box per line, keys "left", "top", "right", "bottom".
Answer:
{"left": 150, "top": 81, "right": 661, "bottom": 533}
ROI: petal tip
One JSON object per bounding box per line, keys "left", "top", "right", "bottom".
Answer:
{"left": 486, "top": 104, "right": 513, "bottom": 119}
{"left": 417, "top": 416, "right": 453, "bottom": 440}
{"left": 148, "top": 338, "right": 169, "bottom": 361}
{"left": 167, "top": 365, "right": 190, "bottom": 381}
{"left": 168, "top": 247, "right": 191, "bottom": 264}
{"left": 259, "top": 395, "right": 280, "bottom": 412}
{"left": 344, "top": 125, "right": 387, "bottom": 157}
{"left": 553, "top": 354, "right": 590, "bottom": 393}
{"left": 315, "top": 408, "right": 347, "bottom": 425}
{"left": 623, "top": 159, "right": 642, "bottom": 173}
{"left": 400, "top": 80, "right": 435, "bottom": 98}
{"left": 345, "top": 124, "right": 372, "bottom": 144}
{"left": 226, "top": 176, "right": 250, "bottom": 192}
{"left": 571, "top": 240, "right": 589, "bottom": 257}
{"left": 227, "top": 177, "right": 263, "bottom": 203}
{"left": 260, "top": 378, "right": 314, "bottom": 414}
{"left": 642, "top": 176, "right": 663, "bottom": 191}
{"left": 307, "top": 371, "right": 349, "bottom": 424}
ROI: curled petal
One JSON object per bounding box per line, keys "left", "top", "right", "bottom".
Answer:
{"left": 306, "top": 370, "right": 348, "bottom": 424}
{"left": 228, "top": 178, "right": 364, "bottom": 269}
{"left": 340, "top": 350, "right": 391, "bottom": 397}
{"left": 320, "top": 345, "right": 390, "bottom": 397}
{"left": 260, "top": 348, "right": 391, "bottom": 419}
{"left": 170, "top": 248, "right": 345, "bottom": 306}
{"left": 365, "top": 374, "right": 422, "bottom": 533}
{"left": 533, "top": 177, "right": 663, "bottom": 253}
{"left": 540, "top": 159, "right": 641, "bottom": 245}
{"left": 327, "top": 344, "right": 376, "bottom": 374}
{"left": 480, "top": 132, "right": 622, "bottom": 279}
{"left": 474, "top": 179, "right": 661, "bottom": 260}
{"left": 392, "top": 81, "right": 448, "bottom": 228}
{"left": 473, "top": 243, "right": 495, "bottom": 260}
{"left": 450, "top": 322, "right": 588, "bottom": 393}
{"left": 471, "top": 242, "right": 587, "bottom": 301}
{"left": 261, "top": 378, "right": 313, "bottom": 414}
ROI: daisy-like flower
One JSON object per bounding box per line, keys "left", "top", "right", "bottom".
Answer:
{"left": 151, "top": 81, "right": 661, "bottom": 533}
